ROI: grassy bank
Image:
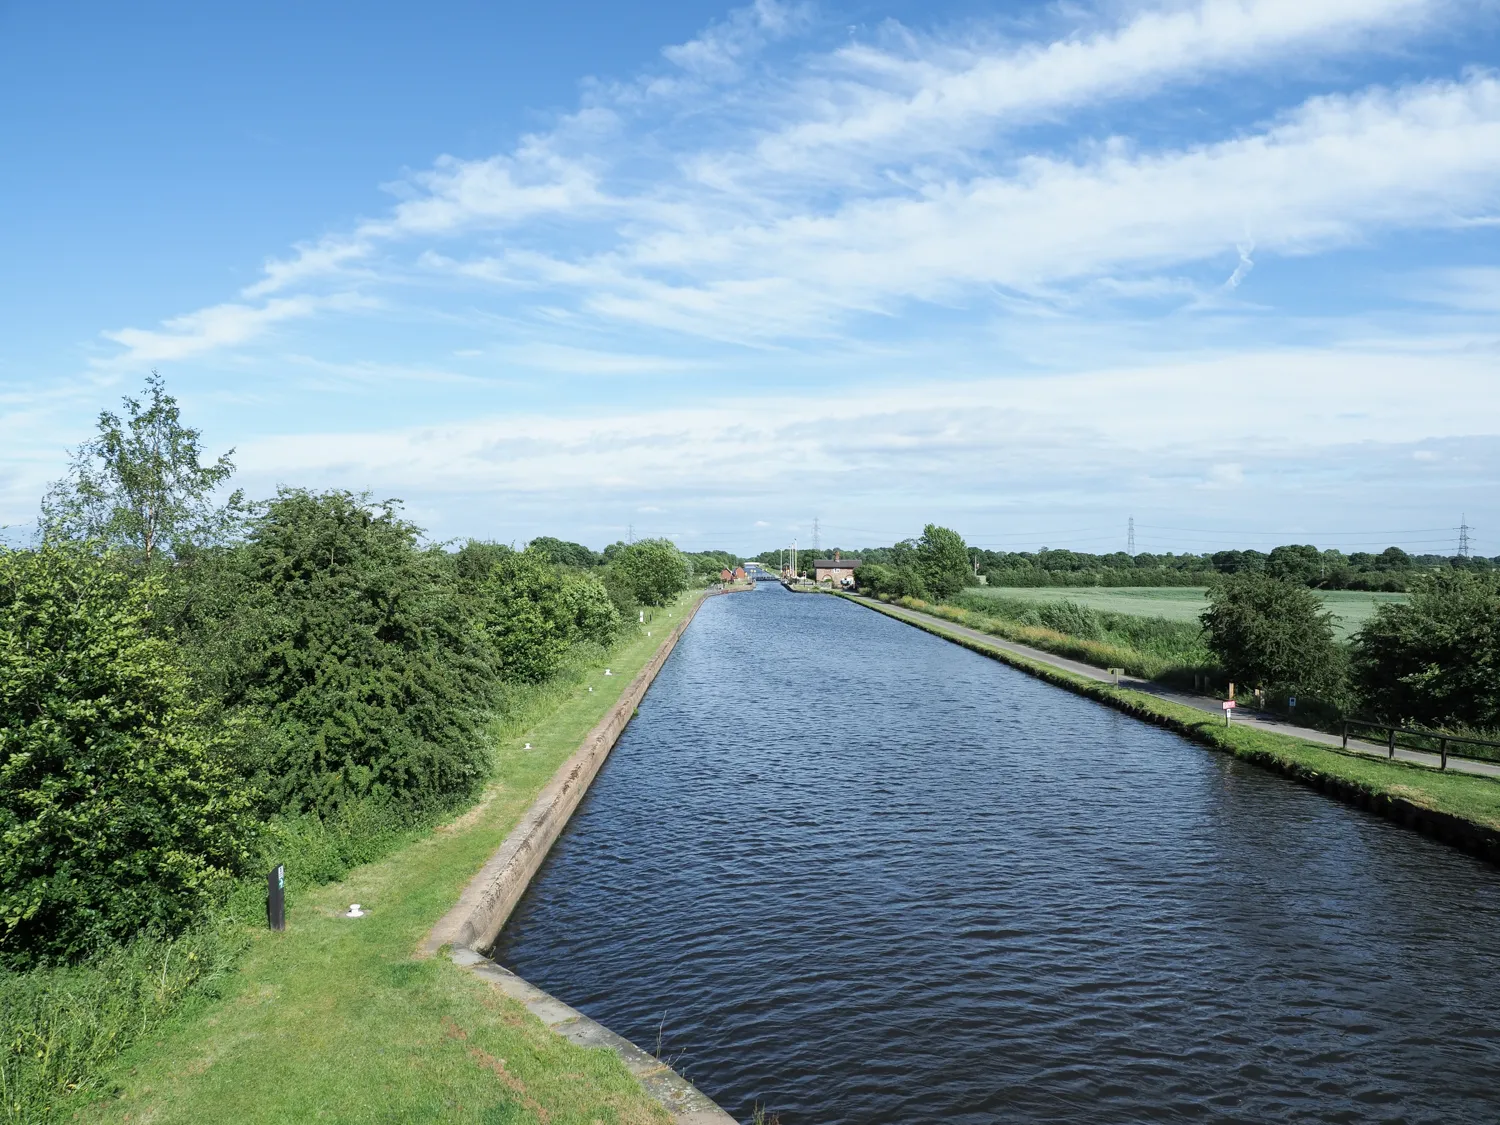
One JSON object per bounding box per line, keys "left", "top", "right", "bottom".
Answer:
{"left": 53, "top": 592, "right": 704, "bottom": 1125}
{"left": 851, "top": 596, "right": 1500, "bottom": 858}
{"left": 923, "top": 593, "right": 1210, "bottom": 683}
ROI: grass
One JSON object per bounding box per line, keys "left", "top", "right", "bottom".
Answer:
{"left": 852, "top": 596, "right": 1500, "bottom": 846}
{"left": 969, "top": 585, "right": 1407, "bottom": 638}
{"left": 936, "top": 593, "right": 1210, "bottom": 682}
{"left": 59, "top": 593, "right": 705, "bottom": 1125}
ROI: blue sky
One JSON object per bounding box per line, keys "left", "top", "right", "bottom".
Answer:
{"left": 3, "top": 0, "right": 1499, "bottom": 557}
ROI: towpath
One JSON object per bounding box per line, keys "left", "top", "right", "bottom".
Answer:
{"left": 848, "top": 595, "right": 1500, "bottom": 781}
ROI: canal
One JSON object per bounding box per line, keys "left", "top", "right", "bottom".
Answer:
{"left": 492, "top": 583, "right": 1500, "bottom": 1123}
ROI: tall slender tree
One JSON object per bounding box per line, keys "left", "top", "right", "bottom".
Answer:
{"left": 41, "top": 371, "right": 242, "bottom": 565}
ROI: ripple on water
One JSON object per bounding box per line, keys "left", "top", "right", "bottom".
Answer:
{"left": 494, "top": 584, "right": 1500, "bottom": 1124}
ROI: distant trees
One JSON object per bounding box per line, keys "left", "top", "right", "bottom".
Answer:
{"left": 526, "top": 536, "right": 600, "bottom": 569}
{"left": 1201, "top": 573, "right": 1344, "bottom": 696}
{"left": 853, "top": 525, "right": 972, "bottom": 600}
{"left": 1266, "top": 544, "right": 1323, "bottom": 585}
{"left": 1352, "top": 572, "right": 1500, "bottom": 730}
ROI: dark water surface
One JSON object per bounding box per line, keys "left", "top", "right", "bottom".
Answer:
{"left": 493, "top": 584, "right": 1500, "bottom": 1124}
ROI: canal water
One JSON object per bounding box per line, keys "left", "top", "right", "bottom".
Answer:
{"left": 492, "top": 584, "right": 1500, "bottom": 1123}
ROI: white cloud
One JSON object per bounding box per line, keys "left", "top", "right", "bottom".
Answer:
{"left": 708, "top": 0, "right": 1442, "bottom": 184}
{"left": 232, "top": 346, "right": 1500, "bottom": 500}
{"left": 101, "top": 294, "right": 376, "bottom": 364}
{"left": 90, "top": 0, "right": 1500, "bottom": 407}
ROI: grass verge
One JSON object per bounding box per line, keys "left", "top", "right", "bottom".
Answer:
{"left": 61, "top": 592, "right": 706, "bottom": 1125}
{"left": 849, "top": 595, "right": 1500, "bottom": 860}
{"left": 896, "top": 594, "right": 1208, "bottom": 683}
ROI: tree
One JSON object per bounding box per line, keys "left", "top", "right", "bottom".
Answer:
{"left": 915, "top": 524, "right": 971, "bottom": 601}
{"left": 195, "top": 490, "right": 495, "bottom": 817}
{"left": 1201, "top": 573, "right": 1343, "bottom": 695}
{"left": 41, "top": 372, "right": 242, "bottom": 566}
{"left": 609, "top": 539, "right": 689, "bottom": 606}
{"left": 1351, "top": 571, "right": 1500, "bottom": 728}
{"left": 526, "top": 536, "right": 599, "bottom": 568}
{"left": 460, "top": 545, "right": 621, "bottom": 683}
{"left": 0, "top": 545, "right": 256, "bottom": 964}
{"left": 1267, "top": 544, "right": 1322, "bottom": 586}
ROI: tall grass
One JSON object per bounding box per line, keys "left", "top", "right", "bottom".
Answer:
{"left": 934, "top": 592, "right": 1214, "bottom": 681}
{"left": 0, "top": 926, "right": 245, "bottom": 1123}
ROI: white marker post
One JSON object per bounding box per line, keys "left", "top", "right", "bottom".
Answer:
{"left": 1223, "top": 699, "right": 1237, "bottom": 726}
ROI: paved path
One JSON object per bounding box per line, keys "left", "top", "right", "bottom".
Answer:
{"left": 850, "top": 596, "right": 1500, "bottom": 781}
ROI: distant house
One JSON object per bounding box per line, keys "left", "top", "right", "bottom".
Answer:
{"left": 719, "top": 569, "right": 733, "bottom": 583}
{"left": 733, "top": 566, "right": 747, "bottom": 580}
{"left": 812, "top": 550, "right": 861, "bottom": 587}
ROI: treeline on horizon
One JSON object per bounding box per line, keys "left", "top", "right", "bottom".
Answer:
{"left": 769, "top": 525, "right": 1500, "bottom": 742}
{"left": 760, "top": 542, "right": 1494, "bottom": 592}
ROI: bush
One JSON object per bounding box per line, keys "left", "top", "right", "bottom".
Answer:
{"left": 186, "top": 490, "right": 496, "bottom": 819}
{"left": 0, "top": 546, "right": 256, "bottom": 965}
{"left": 1201, "top": 573, "right": 1344, "bottom": 697}
{"left": 1352, "top": 571, "right": 1500, "bottom": 729}
{"left": 460, "top": 544, "right": 621, "bottom": 683}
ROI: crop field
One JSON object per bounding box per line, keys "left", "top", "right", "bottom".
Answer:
{"left": 971, "top": 586, "right": 1407, "bottom": 639}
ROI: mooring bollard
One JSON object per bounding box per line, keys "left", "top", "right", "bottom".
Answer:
{"left": 268, "top": 864, "right": 285, "bottom": 931}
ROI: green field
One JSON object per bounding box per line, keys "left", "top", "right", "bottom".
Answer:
{"left": 971, "top": 586, "right": 1407, "bottom": 638}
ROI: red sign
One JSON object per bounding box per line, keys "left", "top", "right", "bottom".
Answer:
{"left": 1222, "top": 700, "right": 1237, "bottom": 710}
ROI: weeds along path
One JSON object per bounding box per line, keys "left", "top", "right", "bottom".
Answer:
{"left": 77, "top": 593, "right": 708, "bottom": 1125}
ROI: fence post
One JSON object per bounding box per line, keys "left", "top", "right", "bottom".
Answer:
{"left": 268, "top": 865, "right": 285, "bottom": 931}
{"left": 1388, "top": 727, "right": 1396, "bottom": 760}
{"left": 1342, "top": 721, "right": 1348, "bottom": 749}
{"left": 1440, "top": 738, "right": 1448, "bottom": 771}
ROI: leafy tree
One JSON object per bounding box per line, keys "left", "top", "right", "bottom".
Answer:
{"left": 1212, "top": 549, "right": 1267, "bottom": 574}
{"left": 41, "top": 372, "right": 242, "bottom": 566}
{"left": 1201, "top": 573, "right": 1344, "bottom": 695}
{"left": 914, "top": 524, "right": 971, "bottom": 600}
{"left": 458, "top": 545, "right": 621, "bottom": 683}
{"left": 0, "top": 546, "right": 256, "bottom": 964}
{"left": 1267, "top": 544, "right": 1323, "bottom": 585}
{"left": 526, "top": 536, "right": 599, "bottom": 569}
{"left": 193, "top": 490, "right": 495, "bottom": 817}
{"left": 609, "top": 539, "right": 689, "bottom": 606}
{"left": 1375, "top": 546, "right": 1412, "bottom": 571}
{"left": 1351, "top": 571, "right": 1500, "bottom": 728}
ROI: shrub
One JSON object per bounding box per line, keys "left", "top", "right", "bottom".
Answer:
{"left": 190, "top": 491, "right": 496, "bottom": 818}
{"left": 0, "top": 547, "right": 256, "bottom": 965}
{"left": 1201, "top": 573, "right": 1344, "bottom": 696}
{"left": 1352, "top": 571, "right": 1500, "bottom": 729}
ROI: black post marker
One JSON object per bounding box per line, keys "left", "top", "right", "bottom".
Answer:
{"left": 268, "top": 864, "right": 286, "bottom": 931}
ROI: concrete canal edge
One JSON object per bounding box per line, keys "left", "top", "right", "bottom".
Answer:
{"left": 423, "top": 587, "right": 744, "bottom": 1125}
{"left": 842, "top": 593, "right": 1500, "bottom": 867}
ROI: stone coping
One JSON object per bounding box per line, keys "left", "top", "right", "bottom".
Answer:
{"left": 424, "top": 588, "right": 743, "bottom": 1124}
